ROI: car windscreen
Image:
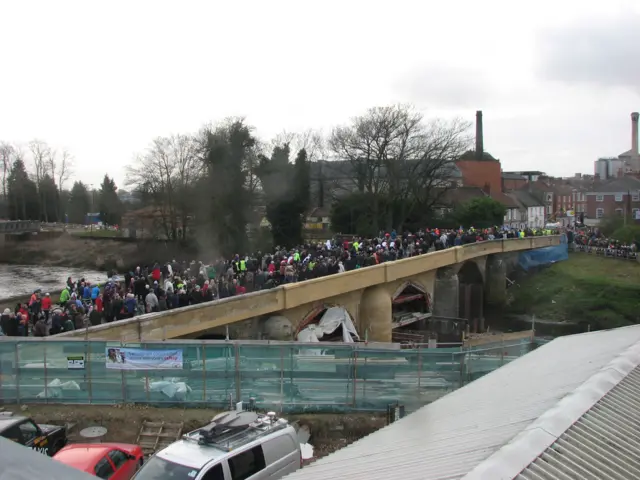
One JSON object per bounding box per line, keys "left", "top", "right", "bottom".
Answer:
{"left": 133, "top": 456, "right": 200, "bottom": 480}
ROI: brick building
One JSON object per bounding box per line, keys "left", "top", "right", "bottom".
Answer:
{"left": 585, "top": 177, "right": 640, "bottom": 223}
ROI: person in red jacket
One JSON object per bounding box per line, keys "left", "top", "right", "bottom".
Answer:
{"left": 95, "top": 294, "right": 104, "bottom": 313}
{"left": 41, "top": 293, "right": 52, "bottom": 322}
{"left": 151, "top": 265, "right": 161, "bottom": 283}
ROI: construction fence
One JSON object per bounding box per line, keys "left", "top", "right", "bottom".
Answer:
{"left": 0, "top": 337, "right": 534, "bottom": 413}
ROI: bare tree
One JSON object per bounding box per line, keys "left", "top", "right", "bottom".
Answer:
{"left": 0, "top": 142, "right": 15, "bottom": 200}
{"left": 29, "top": 139, "right": 52, "bottom": 222}
{"left": 267, "top": 129, "right": 327, "bottom": 162}
{"left": 49, "top": 148, "right": 74, "bottom": 193}
{"left": 127, "top": 134, "right": 203, "bottom": 240}
{"left": 329, "top": 104, "right": 472, "bottom": 231}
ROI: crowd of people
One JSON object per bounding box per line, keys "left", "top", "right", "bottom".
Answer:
{"left": 0, "top": 226, "right": 559, "bottom": 338}
{"left": 571, "top": 227, "right": 638, "bottom": 259}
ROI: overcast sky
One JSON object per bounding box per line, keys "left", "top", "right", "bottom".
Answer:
{"left": 1, "top": 0, "right": 639, "bottom": 189}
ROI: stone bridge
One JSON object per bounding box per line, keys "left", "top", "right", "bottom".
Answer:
{"left": 61, "top": 236, "right": 562, "bottom": 342}
{"left": 0, "top": 221, "right": 41, "bottom": 248}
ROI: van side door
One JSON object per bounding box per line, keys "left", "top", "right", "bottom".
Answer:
{"left": 260, "top": 433, "right": 301, "bottom": 478}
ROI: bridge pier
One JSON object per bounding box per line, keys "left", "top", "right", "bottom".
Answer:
{"left": 485, "top": 254, "right": 507, "bottom": 307}
{"left": 360, "top": 286, "right": 392, "bottom": 342}
{"left": 433, "top": 267, "right": 459, "bottom": 319}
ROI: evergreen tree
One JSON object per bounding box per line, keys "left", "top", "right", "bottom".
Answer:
{"left": 39, "top": 174, "right": 60, "bottom": 222}
{"left": 7, "top": 159, "right": 39, "bottom": 220}
{"left": 257, "top": 145, "right": 310, "bottom": 247}
{"left": 67, "top": 181, "right": 91, "bottom": 224}
{"left": 293, "top": 148, "right": 311, "bottom": 214}
{"left": 203, "top": 120, "right": 255, "bottom": 254}
{"left": 99, "top": 174, "right": 123, "bottom": 225}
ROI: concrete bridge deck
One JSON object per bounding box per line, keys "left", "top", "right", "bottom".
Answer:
{"left": 60, "top": 235, "right": 562, "bottom": 342}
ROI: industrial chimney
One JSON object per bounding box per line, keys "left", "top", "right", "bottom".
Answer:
{"left": 632, "top": 112, "right": 639, "bottom": 156}
{"left": 475, "top": 110, "right": 484, "bottom": 160}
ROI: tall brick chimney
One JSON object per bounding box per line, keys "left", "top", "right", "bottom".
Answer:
{"left": 475, "top": 110, "right": 483, "bottom": 160}
{"left": 632, "top": 112, "right": 639, "bottom": 156}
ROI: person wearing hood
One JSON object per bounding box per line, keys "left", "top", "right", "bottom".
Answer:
{"left": 33, "top": 315, "right": 48, "bottom": 337}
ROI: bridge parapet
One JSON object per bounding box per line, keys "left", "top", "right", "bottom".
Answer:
{"left": 0, "top": 220, "right": 41, "bottom": 234}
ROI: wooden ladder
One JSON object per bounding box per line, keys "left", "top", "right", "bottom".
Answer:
{"left": 136, "top": 421, "right": 184, "bottom": 457}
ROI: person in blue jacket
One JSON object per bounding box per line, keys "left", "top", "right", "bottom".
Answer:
{"left": 91, "top": 284, "right": 100, "bottom": 304}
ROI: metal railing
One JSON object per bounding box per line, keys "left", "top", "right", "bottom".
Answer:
{"left": 0, "top": 337, "right": 534, "bottom": 413}
{"left": 0, "top": 221, "right": 41, "bottom": 234}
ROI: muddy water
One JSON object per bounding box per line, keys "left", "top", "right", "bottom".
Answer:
{"left": 0, "top": 264, "right": 107, "bottom": 299}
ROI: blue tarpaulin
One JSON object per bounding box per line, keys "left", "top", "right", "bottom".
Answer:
{"left": 518, "top": 235, "right": 569, "bottom": 271}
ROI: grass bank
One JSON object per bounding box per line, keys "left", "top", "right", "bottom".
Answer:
{"left": 505, "top": 253, "right": 640, "bottom": 330}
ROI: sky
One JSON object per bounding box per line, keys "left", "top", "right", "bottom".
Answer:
{"left": 1, "top": 0, "right": 639, "bottom": 189}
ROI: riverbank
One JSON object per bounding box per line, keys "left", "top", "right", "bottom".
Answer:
{"left": 504, "top": 253, "right": 640, "bottom": 331}
{"left": 0, "top": 233, "right": 199, "bottom": 271}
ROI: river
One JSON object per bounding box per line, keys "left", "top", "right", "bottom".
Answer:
{"left": 0, "top": 264, "right": 107, "bottom": 299}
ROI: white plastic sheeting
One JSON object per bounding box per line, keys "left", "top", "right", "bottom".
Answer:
{"left": 145, "top": 378, "right": 192, "bottom": 401}
{"left": 297, "top": 307, "right": 359, "bottom": 343}
{"left": 36, "top": 378, "right": 81, "bottom": 399}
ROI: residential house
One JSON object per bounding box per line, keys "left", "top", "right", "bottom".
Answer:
{"left": 585, "top": 176, "right": 640, "bottom": 224}
{"left": 527, "top": 179, "right": 557, "bottom": 219}
{"left": 509, "top": 190, "right": 546, "bottom": 229}
{"left": 494, "top": 192, "right": 522, "bottom": 229}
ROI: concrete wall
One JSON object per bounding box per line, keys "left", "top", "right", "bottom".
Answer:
{"left": 59, "top": 236, "right": 561, "bottom": 342}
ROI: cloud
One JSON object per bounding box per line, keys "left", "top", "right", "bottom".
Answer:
{"left": 391, "top": 64, "right": 494, "bottom": 108}
{"left": 536, "top": 12, "right": 640, "bottom": 90}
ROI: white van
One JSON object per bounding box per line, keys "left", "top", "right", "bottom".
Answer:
{"left": 133, "top": 410, "right": 301, "bottom": 480}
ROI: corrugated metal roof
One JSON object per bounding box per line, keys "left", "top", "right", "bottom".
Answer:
{"left": 284, "top": 326, "right": 640, "bottom": 480}
{"left": 515, "top": 365, "right": 640, "bottom": 479}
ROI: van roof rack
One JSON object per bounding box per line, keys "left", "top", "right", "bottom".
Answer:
{"left": 184, "top": 411, "right": 289, "bottom": 452}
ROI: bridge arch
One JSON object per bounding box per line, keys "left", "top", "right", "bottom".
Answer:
{"left": 294, "top": 303, "right": 359, "bottom": 342}
{"left": 391, "top": 281, "right": 432, "bottom": 336}
{"left": 457, "top": 261, "right": 484, "bottom": 330}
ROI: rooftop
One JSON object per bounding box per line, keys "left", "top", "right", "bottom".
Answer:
{"left": 458, "top": 150, "right": 497, "bottom": 162}
{"left": 509, "top": 189, "right": 545, "bottom": 208}
{"left": 285, "top": 325, "right": 640, "bottom": 480}
{"left": 585, "top": 176, "right": 640, "bottom": 194}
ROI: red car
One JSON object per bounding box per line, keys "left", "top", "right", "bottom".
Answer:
{"left": 53, "top": 443, "right": 144, "bottom": 479}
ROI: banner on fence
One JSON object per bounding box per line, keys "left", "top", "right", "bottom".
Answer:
{"left": 105, "top": 347, "right": 183, "bottom": 370}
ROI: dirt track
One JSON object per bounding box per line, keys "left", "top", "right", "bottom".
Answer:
{"left": 3, "top": 404, "right": 386, "bottom": 459}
